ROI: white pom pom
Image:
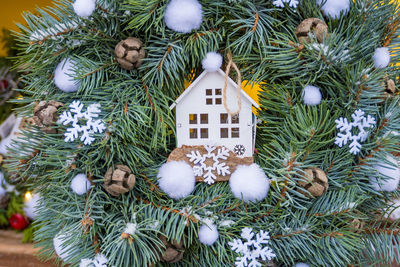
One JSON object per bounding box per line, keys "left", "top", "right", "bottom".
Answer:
{"left": 373, "top": 47, "right": 391, "bottom": 69}
{"left": 70, "top": 173, "right": 92, "bottom": 195}
{"left": 0, "top": 136, "right": 12, "bottom": 155}
{"left": 370, "top": 156, "right": 400, "bottom": 192}
{"left": 23, "top": 193, "right": 40, "bottom": 220}
{"left": 53, "top": 233, "right": 74, "bottom": 261}
{"left": 73, "top": 0, "right": 96, "bottom": 17}
{"left": 202, "top": 52, "right": 223, "bottom": 72}
{"left": 157, "top": 161, "right": 196, "bottom": 199}
{"left": 295, "top": 263, "right": 310, "bottom": 267}
{"left": 386, "top": 198, "right": 400, "bottom": 221}
{"left": 198, "top": 223, "right": 219, "bottom": 245}
{"left": 54, "top": 58, "right": 80, "bottom": 93}
{"left": 317, "top": 0, "right": 350, "bottom": 18}
{"left": 0, "top": 172, "right": 7, "bottom": 198}
{"left": 302, "top": 85, "right": 322, "bottom": 106}
{"left": 164, "top": 0, "right": 203, "bottom": 33}
{"left": 0, "top": 116, "right": 23, "bottom": 155}
{"left": 229, "top": 164, "right": 270, "bottom": 203}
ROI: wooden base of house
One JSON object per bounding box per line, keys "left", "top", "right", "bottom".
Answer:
{"left": 168, "top": 145, "right": 253, "bottom": 183}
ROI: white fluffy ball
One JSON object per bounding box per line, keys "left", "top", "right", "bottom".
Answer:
{"left": 198, "top": 223, "right": 219, "bottom": 246}
{"left": 373, "top": 47, "right": 391, "bottom": 69}
{"left": 54, "top": 58, "right": 80, "bottom": 93}
{"left": 0, "top": 116, "right": 23, "bottom": 155}
{"left": 0, "top": 136, "right": 12, "bottom": 155}
{"left": 157, "top": 161, "right": 196, "bottom": 199}
{"left": 164, "top": 0, "right": 203, "bottom": 33}
{"left": 317, "top": 0, "right": 350, "bottom": 18}
{"left": 73, "top": 0, "right": 96, "bottom": 17}
{"left": 70, "top": 173, "right": 92, "bottom": 195}
{"left": 53, "top": 233, "right": 74, "bottom": 261}
{"left": 387, "top": 198, "right": 400, "bottom": 221}
{"left": 202, "top": 52, "right": 223, "bottom": 72}
{"left": 370, "top": 156, "right": 400, "bottom": 192}
{"left": 295, "top": 263, "right": 310, "bottom": 267}
{"left": 0, "top": 172, "right": 6, "bottom": 198}
{"left": 23, "top": 193, "right": 40, "bottom": 220}
{"left": 302, "top": 85, "right": 322, "bottom": 106}
{"left": 229, "top": 164, "right": 270, "bottom": 203}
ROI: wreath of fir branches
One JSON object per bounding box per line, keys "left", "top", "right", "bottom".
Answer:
{"left": 6, "top": 0, "right": 400, "bottom": 266}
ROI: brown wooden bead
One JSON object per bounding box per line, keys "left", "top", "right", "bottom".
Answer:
{"left": 385, "top": 79, "right": 396, "bottom": 97}
{"left": 296, "top": 18, "right": 328, "bottom": 44}
{"left": 298, "top": 167, "right": 328, "bottom": 197}
{"left": 32, "top": 100, "right": 64, "bottom": 134}
{"left": 104, "top": 165, "right": 136, "bottom": 196}
{"left": 114, "top": 37, "right": 146, "bottom": 70}
{"left": 351, "top": 218, "right": 365, "bottom": 233}
{"left": 159, "top": 235, "right": 185, "bottom": 263}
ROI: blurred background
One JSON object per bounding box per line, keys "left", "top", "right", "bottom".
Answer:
{"left": 0, "top": 0, "right": 52, "bottom": 56}
{"left": 0, "top": 1, "right": 55, "bottom": 266}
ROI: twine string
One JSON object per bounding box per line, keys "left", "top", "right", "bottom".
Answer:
{"left": 223, "top": 52, "right": 242, "bottom": 117}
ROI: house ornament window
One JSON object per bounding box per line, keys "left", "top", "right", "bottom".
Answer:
{"left": 205, "top": 88, "right": 222, "bottom": 105}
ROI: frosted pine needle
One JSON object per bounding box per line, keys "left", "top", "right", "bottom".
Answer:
{"left": 272, "top": 0, "right": 299, "bottom": 9}
{"left": 123, "top": 223, "right": 137, "bottom": 235}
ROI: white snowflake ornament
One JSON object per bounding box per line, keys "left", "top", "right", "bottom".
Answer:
{"left": 79, "top": 254, "right": 108, "bottom": 267}
{"left": 335, "top": 109, "right": 376, "bottom": 155}
{"left": 229, "top": 227, "right": 276, "bottom": 267}
{"left": 272, "top": 0, "right": 299, "bottom": 9}
{"left": 186, "top": 145, "right": 231, "bottom": 185}
{"left": 58, "top": 100, "right": 106, "bottom": 145}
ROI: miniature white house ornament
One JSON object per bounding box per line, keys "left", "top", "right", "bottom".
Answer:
{"left": 170, "top": 69, "right": 259, "bottom": 158}
{"left": 168, "top": 69, "right": 259, "bottom": 184}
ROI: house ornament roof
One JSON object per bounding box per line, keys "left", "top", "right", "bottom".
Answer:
{"left": 169, "top": 69, "right": 260, "bottom": 110}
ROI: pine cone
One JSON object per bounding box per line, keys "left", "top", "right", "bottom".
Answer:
{"left": 351, "top": 218, "right": 365, "bottom": 233}
{"left": 298, "top": 167, "right": 328, "bottom": 197}
{"left": 104, "top": 165, "right": 136, "bottom": 196}
{"left": 32, "top": 100, "right": 64, "bottom": 134}
{"left": 159, "top": 235, "right": 185, "bottom": 263}
{"left": 114, "top": 37, "right": 146, "bottom": 70}
{"left": 296, "top": 18, "right": 328, "bottom": 44}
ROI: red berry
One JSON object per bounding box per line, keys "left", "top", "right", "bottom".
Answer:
{"left": 0, "top": 80, "right": 9, "bottom": 90}
{"left": 9, "top": 213, "right": 29, "bottom": 230}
